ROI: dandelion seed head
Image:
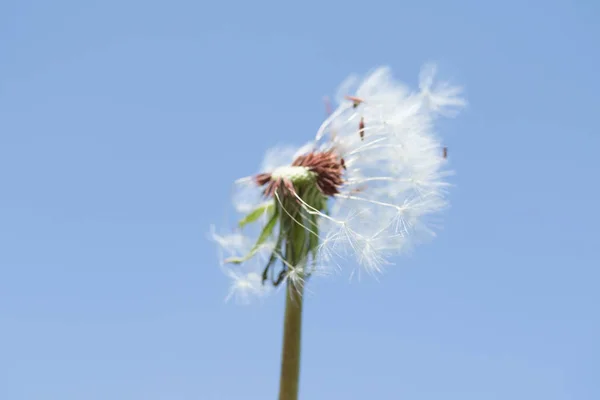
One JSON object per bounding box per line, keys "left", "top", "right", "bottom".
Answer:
{"left": 224, "top": 270, "right": 269, "bottom": 305}
{"left": 211, "top": 64, "right": 466, "bottom": 302}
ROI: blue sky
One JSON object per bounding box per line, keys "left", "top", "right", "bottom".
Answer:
{"left": 1, "top": 0, "right": 598, "bottom": 399}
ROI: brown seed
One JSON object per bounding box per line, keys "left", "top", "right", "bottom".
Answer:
{"left": 359, "top": 117, "right": 365, "bottom": 140}
{"left": 350, "top": 185, "right": 367, "bottom": 194}
{"left": 344, "top": 95, "right": 364, "bottom": 108}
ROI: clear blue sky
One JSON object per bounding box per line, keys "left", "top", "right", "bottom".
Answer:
{"left": 1, "top": 1, "right": 598, "bottom": 399}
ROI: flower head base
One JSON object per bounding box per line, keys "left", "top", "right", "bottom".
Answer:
{"left": 211, "top": 64, "right": 466, "bottom": 303}
{"left": 255, "top": 150, "right": 345, "bottom": 199}
{"left": 291, "top": 150, "right": 345, "bottom": 196}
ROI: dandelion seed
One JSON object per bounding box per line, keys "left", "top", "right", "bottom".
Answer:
{"left": 224, "top": 270, "right": 268, "bottom": 305}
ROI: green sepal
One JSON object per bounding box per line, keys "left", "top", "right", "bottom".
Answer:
{"left": 262, "top": 229, "right": 285, "bottom": 284}
{"left": 238, "top": 201, "right": 275, "bottom": 228}
{"left": 290, "top": 211, "right": 307, "bottom": 267}
{"left": 307, "top": 211, "right": 319, "bottom": 270}
{"left": 225, "top": 207, "right": 279, "bottom": 264}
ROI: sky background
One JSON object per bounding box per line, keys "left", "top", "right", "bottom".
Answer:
{"left": 1, "top": 0, "right": 599, "bottom": 399}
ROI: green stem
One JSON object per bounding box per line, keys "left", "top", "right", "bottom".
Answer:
{"left": 278, "top": 202, "right": 306, "bottom": 400}
{"left": 277, "top": 278, "right": 304, "bottom": 400}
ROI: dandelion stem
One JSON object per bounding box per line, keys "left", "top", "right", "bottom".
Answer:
{"left": 278, "top": 274, "right": 304, "bottom": 400}
{"left": 278, "top": 215, "right": 305, "bottom": 400}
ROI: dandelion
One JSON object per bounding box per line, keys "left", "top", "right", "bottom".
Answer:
{"left": 210, "top": 65, "right": 466, "bottom": 400}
